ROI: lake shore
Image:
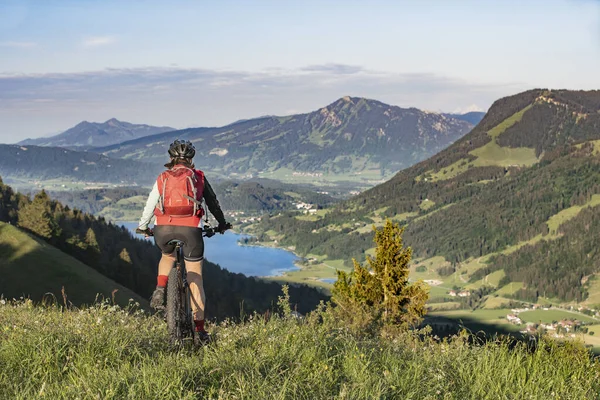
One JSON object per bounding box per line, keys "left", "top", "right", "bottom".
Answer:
{"left": 235, "top": 234, "right": 345, "bottom": 289}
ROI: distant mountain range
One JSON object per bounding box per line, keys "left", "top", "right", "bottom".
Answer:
{"left": 94, "top": 97, "right": 477, "bottom": 182}
{"left": 442, "top": 111, "right": 486, "bottom": 126}
{"left": 19, "top": 118, "right": 175, "bottom": 149}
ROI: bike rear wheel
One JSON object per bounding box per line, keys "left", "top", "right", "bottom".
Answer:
{"left": 166, "top": 265, "right": 194, "bottom": 346}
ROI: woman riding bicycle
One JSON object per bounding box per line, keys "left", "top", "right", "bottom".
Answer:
{"left": 137, "top": 139, "right": 230, "bottom": 344}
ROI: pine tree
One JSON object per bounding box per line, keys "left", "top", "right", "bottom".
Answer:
{"left": 333, "top": 219, "right": 429, "bottom": 330}
{"left": 119, "top": 248, "right": 131, "bottom": 264}
{"left": 17, "top": 190, "right": 61, "bottom": 240}
{"left": 85, "top": 228, "right": 100, "bottom": 252}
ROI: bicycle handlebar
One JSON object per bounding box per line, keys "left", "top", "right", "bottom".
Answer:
{"left": 135, "top": 223, "right": 232, "bottom": 238}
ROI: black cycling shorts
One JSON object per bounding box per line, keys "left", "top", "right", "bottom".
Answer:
{"left": 153, "top": 225, "right": 204, "bottom": 261}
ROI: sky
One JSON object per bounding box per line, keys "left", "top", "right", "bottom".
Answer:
{"left": 0, "top": 0, "right": 599, "bottom": 143}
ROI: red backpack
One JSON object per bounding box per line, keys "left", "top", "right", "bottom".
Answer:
{"left": 154, "top": 166, "right": 205, "bottom": 218}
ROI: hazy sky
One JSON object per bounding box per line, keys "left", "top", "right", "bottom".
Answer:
{"left": 1, "top": 0, "right": 599, "bottom": 143}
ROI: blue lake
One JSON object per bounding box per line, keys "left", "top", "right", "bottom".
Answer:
{"left": 118, "top": 222, "right": 300, "bottom": 277}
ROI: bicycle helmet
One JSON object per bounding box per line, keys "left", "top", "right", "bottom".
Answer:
{"left": 168, "top": 139, "right": 196, "bottom": 159}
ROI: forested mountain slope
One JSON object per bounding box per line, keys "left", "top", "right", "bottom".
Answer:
{"left": 94, "top": 97, "right": 474, "bottom": 182}
{"left": 0, "top": 144, "right": 161, "bottom": 185}
{"left": 19, "top": 118, "right": 175, "bottom": 149}
{"left": 0, "top": 177, "right": 326, "bottom": 317}
{"left": 254, "top": 89, "right": 600, "bottom": 303}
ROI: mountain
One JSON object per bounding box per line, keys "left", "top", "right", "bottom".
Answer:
{"left": 19, "top": 118, "right": 175, "bottom": 149}
{"left": 93, "top": 97, "right": 475, "bottom": 184}
{"left": 0, "top": 144, "right": 162, "bottom": 186}
{"left": 253, "top": 89, "right": 600, "bottom": 305}
{"left": 443, "top": 111, "right": 486, "bottom": 125}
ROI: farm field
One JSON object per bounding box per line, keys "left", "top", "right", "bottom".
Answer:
{"left": 519, "top": 310, "right": 599, "bottom": 324}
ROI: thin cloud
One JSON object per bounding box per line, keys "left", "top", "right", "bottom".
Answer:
{"left": 82, "top": 36, "right": 116, "bottom": 48}
{"left": 0, "top": 64, "right": 527, "bottom": 142}
{"left": 0, "top": 41, "right": 37, "bottom": 48}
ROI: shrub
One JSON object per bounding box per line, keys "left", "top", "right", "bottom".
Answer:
{"left": 331, "top": 220, "right": 429, "bottom": 335}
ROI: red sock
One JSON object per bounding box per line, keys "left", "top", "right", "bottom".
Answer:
{"left": 194, "top": 320, "right": 205, "bottom": 332}
{"left": 157, "top": 275, "right": 168, "bottom": 288}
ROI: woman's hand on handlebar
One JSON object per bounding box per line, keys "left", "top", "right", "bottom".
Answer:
{"left": 217, "top": 222, "right": 232, "bottom": 234}
{"left": 135, "top": 227, "right": 154, "bottom": 237}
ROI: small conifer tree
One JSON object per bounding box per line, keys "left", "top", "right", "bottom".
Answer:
{"left": 17, "top": 190, "right": 61, "bottom": 240}
{"left": 332, "top": 219, "right": 428, "bottom": 332}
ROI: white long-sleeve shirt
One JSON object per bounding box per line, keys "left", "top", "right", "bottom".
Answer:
{"left": 138, "top": 182, "right": 159, "bottom": 230}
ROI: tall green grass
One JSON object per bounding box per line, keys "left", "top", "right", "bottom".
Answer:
{"left": 1, "top": 300, "right": 600, "bottom": 399}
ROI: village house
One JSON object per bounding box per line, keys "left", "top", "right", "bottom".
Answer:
{"left": 540, "top": 323, "right": 556, "bottom": 331}
{"left": 506, "top": 314, "right": 522, "bottom": 324}
{"left": 558, "top": 320, "right": 578, "bottom": 332}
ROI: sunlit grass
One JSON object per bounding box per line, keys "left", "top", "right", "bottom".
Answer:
{"left": 2, "top": 301, "right": 600, "bottom": 399}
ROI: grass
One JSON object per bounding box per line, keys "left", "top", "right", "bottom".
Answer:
{"left": 426, "top": 302, "right": 462, "bottom": 311}
{"left": 465, "top": 270, "right": 505, "bottom": 290}
{"left": 546, "top": 194, "right": 600, "bottom": 234}
{"left": 294, "top": 209, "right": 329, "bottom": 222}
{"left": 519, "top": 310, "right": 599, "bottom": 324}
{"left": 0, "top": 222, "right": 147, "bottom": 308}
{"left": 427, "top": 285, "right": 456, "bottom": 300}
{"left": 409, "top": 256, "right": 447, "bottom": 282}
{"left": 271, "top": 258, "right": 351, "bottom": 291}
{"left": 469, "top": 142, "right": 538, "bottom": 168}
{"left": 583, "top": 275, "right": 600, "bottom": 307}
{"left": 575, "top": 139, "right": 600, "bottom": 155}
{"left": 419, "top": 199, "right": 435, "bottom": 211}
{"left": 482, "top": 296, "right": 514, "bottom": 309}
{"left": 427, "top": 308, "right": 521, "bottom": 333}
{"left": 2, "top": 301, "right": 600, "bottom": 399}
{"left": 495, "top": 282, "right": 525, "bottom": 296}
{"left": 390, "top": 211, "right": 419, "bottom": 222}
{"left": 417, "top": 105, "right": 539, "bottom": 182}
{"left": 259, "top": 166, "right": 389, "bottom": 187}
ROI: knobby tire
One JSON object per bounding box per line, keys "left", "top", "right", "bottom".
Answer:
{"left": 166, "top": 264, "right": 194, "bottom": 346}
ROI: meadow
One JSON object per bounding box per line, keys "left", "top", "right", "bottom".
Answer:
{"left": 2, "top": 299, "right": 600, "bottom": 399}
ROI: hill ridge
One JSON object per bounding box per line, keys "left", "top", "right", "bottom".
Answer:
{"left": 93, "top": 97, "right": 476, "bottom": 185}
{"left": 0, "top": 221, "right": 148, "bottom": 307}
{"left": 19, "top": 118, "right": 175, "bottom": 149}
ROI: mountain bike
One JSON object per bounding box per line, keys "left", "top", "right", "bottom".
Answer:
{"left": 136, "top": 223, "right": 231, "bottom": 347}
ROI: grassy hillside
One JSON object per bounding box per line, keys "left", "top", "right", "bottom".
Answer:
{"left": 2, "top": 301, "right": 599, "bottom": 399}
{"left": 0, "top": 222, "right": 148, "bottom": 308}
